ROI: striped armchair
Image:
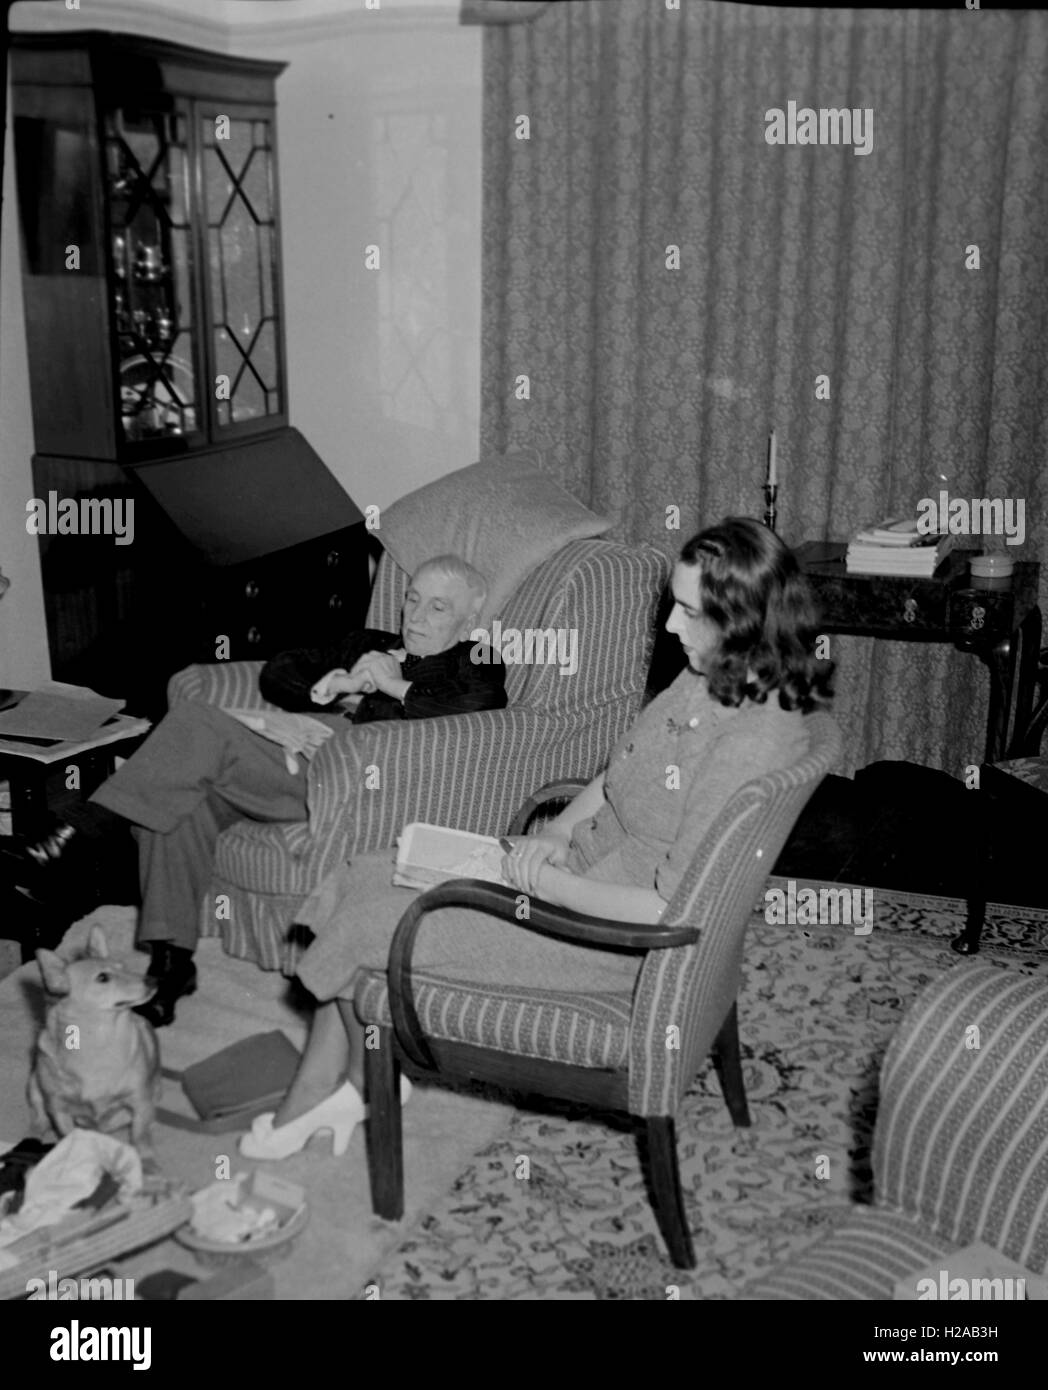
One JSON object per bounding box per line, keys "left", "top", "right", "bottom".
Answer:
{"left": 355, "top": 711, "right": 841, "bottom": 1269}
{"left": 743, "top": 964, "right": 1048, "bottom": 1298}
{"left": 167, "top": 537, "right": 666, "bottom": 971}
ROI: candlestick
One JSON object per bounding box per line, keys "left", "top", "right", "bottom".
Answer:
{"left": 763, "top": 482, "right": 778, "bottom": 532}
{"left": 767, "top": 429, "right": 778, "bottom": 488}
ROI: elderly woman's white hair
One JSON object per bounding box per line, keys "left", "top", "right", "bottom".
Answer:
{"left": 411, "top": 554, "right": 488, "bottom": 610}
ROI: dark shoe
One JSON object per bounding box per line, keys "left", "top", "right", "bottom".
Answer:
{"left": 134, "top": 943, "right": 197, "bottom": 1029}
{"left": 0, "top": 819, "right": 81, "bottom": 880}
{"left": 0, "top": 822, "right": 100, "bottom": 926}
{"left": 0, "top": 801, "right": 126, "bottom": 872}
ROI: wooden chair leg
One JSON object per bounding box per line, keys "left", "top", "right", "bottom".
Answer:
{"left": 363, "top": 1025, "right": 404, "bottom": 1221}
{"left": 953, "top": 765, "right": 992, "bottom": 956}
{"left": 641, "top": 1116, "right": 696, "bottom": 1269}
{"left": 711, "top": 1002, "right": 751, "bottom": 1128}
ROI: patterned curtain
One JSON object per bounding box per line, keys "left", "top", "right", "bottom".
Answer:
{"left": 460, "top": 1, "right": 552, "bottom": 22}
{"left": 479, "top": 0, "right": 1048, "bottom": 778}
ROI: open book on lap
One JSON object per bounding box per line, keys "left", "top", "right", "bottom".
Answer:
{"left": 393, "top": 822, "right": 510, "bottom": 891}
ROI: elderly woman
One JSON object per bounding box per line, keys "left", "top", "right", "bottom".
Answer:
{"left": 240, "top": 517, "right": 834, "bottom": 1159}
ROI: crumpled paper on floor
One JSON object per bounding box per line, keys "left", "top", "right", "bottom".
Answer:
{"left": 0, "top": 1130, "right": 142, "bottom": 1249}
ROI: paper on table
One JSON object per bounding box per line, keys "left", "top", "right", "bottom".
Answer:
{"left": 0, "top": 714, "right": 150, "bottom": 763}
{"left": 0, "top": 683, "right": 125, "bottom": 742}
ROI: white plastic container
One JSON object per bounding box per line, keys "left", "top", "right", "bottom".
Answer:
{"left": 969, "top": 554, "right": 1015, "bottom": 580}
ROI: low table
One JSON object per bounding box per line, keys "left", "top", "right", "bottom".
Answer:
{"left": 795, "top": 543, "right": 1042, "bottom": 763}
{"left": 0, "top": 701, "right": 150, "bottom": 947}
{"left": 0, "top": 709, "right": 150, "bottom": 841}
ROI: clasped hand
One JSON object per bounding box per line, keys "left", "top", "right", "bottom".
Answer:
{"left": 348, "top": 649, "right": 406, "bottom": 697}
{"left": 310, "top": 650, "right": 406, "bottom": 705}
{"left": 499, "top": 831, "right": 572, "bottom": 898}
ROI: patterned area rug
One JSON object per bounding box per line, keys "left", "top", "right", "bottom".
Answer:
{"left": 358, "top": 883, "right": 1048, "bottom": 1299}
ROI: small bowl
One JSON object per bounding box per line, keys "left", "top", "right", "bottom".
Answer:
{"left": 174, "top": 1202, "right": 309, "bottom": 1268}
{"left": 174, "top": 1171, "right": 309, "bottom": 1267}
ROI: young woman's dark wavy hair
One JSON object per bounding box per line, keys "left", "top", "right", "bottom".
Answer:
{"left": 678, "top": 517, "right": 834, "bottom": 713}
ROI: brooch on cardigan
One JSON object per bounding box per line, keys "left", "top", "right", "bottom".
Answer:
{"left": 666, "top": 714, "right": 702, "bottom": 736}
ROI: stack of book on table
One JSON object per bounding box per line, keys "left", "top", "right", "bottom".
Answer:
{"left": 845, "top": 516, "right": 957, "bottom": 576}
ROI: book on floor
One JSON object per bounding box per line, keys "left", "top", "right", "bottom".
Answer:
{"left": 393, "top": 822, "right": 510, "bottom": 891}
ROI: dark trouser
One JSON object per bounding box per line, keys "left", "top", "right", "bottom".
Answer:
{"left": 90, "top": 702, "right": 333, "bottom": 951}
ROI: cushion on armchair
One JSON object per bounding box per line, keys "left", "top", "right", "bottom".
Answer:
{"left": 376, "top": 452, "right": 612, "bottom": 627}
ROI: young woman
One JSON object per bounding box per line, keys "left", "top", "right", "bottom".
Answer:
{"left": 240, "top": 517, "right": 834, "bottom": 1159}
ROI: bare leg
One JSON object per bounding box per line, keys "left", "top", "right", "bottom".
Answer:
{"left": 337, "top": 998, "right": 366, "bottom": 1095}
{"left": 271, "top": 998, "right": 366, "bottom": 1125}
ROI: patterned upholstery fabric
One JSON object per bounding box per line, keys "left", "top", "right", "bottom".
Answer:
{"left": 166, "top": 537, "right": 666, "bottom": 970}
{"left": 355, "top": 971, "right": 633, "bottom": 1069}
{"left": 629, "top": 712, "right": 841, "bottom": 1115}
{"left": 743, "top": 1209, "right": 958, "bottom": 1300}
{"left": 353, "top": 713, "right": 842, "bottom": 1106}
{"left": 875, "top": 965, "right": 1048, "bottom": 1273}
{"left": 169, "top": 658, "right": 279, "bottom": 712}
{"left": 367, "top": 535, "right": 661, "bottom": 715}
{"left": 743, "top": 965, "right": 1048, "bottom": 1298}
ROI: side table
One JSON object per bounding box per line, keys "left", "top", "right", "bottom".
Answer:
{"left": 795, "top": 543, "right": 1042, "bottom": 763}
{"left": 0, "top": 714, "right": 150, "bottom": 954}
{"left": 0, "top": 718, "right": 151, "bottom": 842}
{"left": 952, "top": 756, "right": 1048, "bottom": 955}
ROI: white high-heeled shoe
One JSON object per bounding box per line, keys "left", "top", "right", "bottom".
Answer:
{"left": 239, "top": 1076, "right": 414, "bottom": 1161}
{"left": 239, "top": 1081, "right": 364, "bottom": 1160}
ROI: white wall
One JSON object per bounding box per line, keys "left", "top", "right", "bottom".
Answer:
{"left": 0, "top": 80, "right": 51, "bottom": 689}
{"left": 1, "top": 0, "right": 482, "bottom": 683}
{"left": 237, "top": 9, "right": 483, "bottom": 512}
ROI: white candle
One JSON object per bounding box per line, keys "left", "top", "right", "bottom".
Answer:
{"left": 767, "top": 430, "right": 778, "bottom": 487}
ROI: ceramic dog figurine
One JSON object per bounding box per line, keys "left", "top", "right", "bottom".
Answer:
{"left": 28, "top": 925, "right": 161, "bottom": 1155}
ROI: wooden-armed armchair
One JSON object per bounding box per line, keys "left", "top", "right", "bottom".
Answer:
{"left": 355, "top": 712, "right": 841, "bottom": 1269}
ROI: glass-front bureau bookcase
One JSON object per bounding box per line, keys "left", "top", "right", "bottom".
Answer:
{"left": 10, "top": 31, "right": 365, "bottom": 715}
